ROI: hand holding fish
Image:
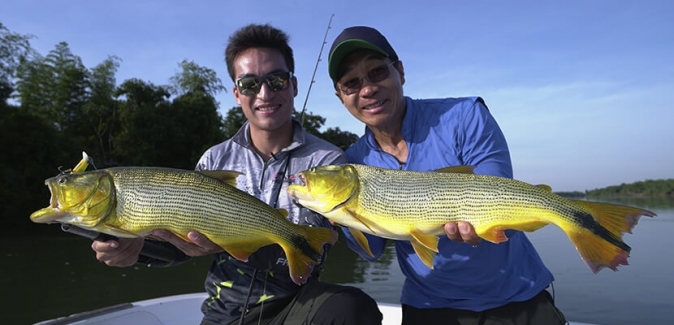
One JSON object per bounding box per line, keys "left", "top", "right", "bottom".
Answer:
{"left": 152, "top": 230, "right": 223, "bottom": 257}
{"left": 444, "top": 222, "right": 481, "bottom": 246}
{"left": 92, "top": 237, "right": 144, "bottom": 267}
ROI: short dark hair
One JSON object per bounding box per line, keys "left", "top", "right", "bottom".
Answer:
{"left": 224, "top": 24, "right": 295, "bottom": 81}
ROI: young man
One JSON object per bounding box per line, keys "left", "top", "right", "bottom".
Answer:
{"left": 92, "top": 24, "right": 382, "bottom": 325}
{"left": 327, "top": 26, "right": 567, "bottom": 325}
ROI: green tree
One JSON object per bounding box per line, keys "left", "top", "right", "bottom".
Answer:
{"left": 82, "top": 56, "right": 122, "bottom": 164}
{"left": 222, "top": 106, "right": 246, "bottom": 139}
{"left": 169, "top": 59, "right": 226, "bottom": 97}
{"left": 293, "top": 110, "right": 325, "bottom": 135}
{"left": 111, "top": 78, "right": 171, "bottom": 166}
{"left": 0, "top": 22, "right": 34, "bottom": 102}
{"left": 168, "top": 91, "right": 225, "bottom": 169}
{"left": 320, "top": 127, "right": 359, "bottom": 151}
{"left": 15, "top": 42, "right": 90, "bottom": 137}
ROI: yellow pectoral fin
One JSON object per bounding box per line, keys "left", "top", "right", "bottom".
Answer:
{"left": 409, "top": 229, "right": 440, "bottom": 253}
{"left": 348, "top": 228, "right": 374, "bottom": 257}
{"left": 410, "top": 239, "right": 437, "bottom": 269}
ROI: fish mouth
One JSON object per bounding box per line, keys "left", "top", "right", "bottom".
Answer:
{"left": 29, "top": 180, "right": 66, "bottom": 223}
{"left": 47, "top": 181, "right": 59, "bottom": 209}
{"left": 296, "top": 172, "right": 307, "bottom": 186}
{"left": 287, "top": 172, "right": 310, "bottom": 206}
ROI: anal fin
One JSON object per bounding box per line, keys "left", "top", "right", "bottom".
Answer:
{"left": 409, "top": 228, "right": 439, "bottom": 252}
{"left": 410, "top": 239, "right": 437, "bottom": 269}
{"left": 348, "top": 228, "right": 374, "bottom": 257}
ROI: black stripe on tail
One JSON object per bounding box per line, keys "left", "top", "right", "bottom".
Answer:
{"left": 290, "top": 235, "right": 323, "bottom": 263}
{"left": 574, "top": 211, "right": 632, "bottom": 253}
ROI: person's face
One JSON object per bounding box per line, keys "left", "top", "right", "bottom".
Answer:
{"left": 334, "top": 49, "right": 405, "bottom": 131}
{"left": 233, "top": 47, "right": 298, "bottom": 133}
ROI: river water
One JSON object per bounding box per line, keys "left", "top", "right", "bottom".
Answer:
{"left": 2, "top": 198, "right": 672, "bottom": 324}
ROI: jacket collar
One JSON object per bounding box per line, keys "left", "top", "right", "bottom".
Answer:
{"left": 232, "top": 119, "right": 306, "bottom": 154}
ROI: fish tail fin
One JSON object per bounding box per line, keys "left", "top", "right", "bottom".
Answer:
{"left": 566, "top": 228, "right": 630, "bottom": 273}
{"left": 567, "top": 200, "right": 655, "bottom": 273}
{"left": 280, "top": 225, "right": 338, "bottom": 285}
{"left": 571, "top": 200, "right": 656, "bottom": 235}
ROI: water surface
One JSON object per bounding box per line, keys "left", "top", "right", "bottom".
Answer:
{"left": 2, "top": 199, "right": 671, "bottom": 324}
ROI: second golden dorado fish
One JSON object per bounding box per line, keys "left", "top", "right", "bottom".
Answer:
{"left": 286, "top": 164, "right": 655, "bottom": 273}
{"left": 31, "top": 166, "right": 337, "bottom": 285}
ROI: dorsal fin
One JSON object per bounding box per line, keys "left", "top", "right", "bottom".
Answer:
{"left": 535, "top": 184, "right": 553, "bottom": 192}
{"left": 434, "top": 165, "right": 475, "bottom": 174}
{"left": 198, "top": 170, "right": 242, "bottom": 187}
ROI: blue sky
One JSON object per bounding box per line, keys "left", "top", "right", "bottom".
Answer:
{"left": 3, "top": 0, "right": 672, "bottom": 191}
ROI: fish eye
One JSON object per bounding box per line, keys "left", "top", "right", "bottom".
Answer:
{"left": 57, "top": 176, "right": 68, "bottom": 184}
{"left": 310, "top": 167, "right": 316, "bottom": 172}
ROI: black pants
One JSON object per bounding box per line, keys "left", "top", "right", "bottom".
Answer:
{"left": 215, "top": 280, "right": 382, "bottom": 325}
{"left": 401, "top": 289, "right": 567, "bottom": 325}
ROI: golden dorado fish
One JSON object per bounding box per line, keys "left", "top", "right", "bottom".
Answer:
{"left": 287, "top": 164, "right": 656, "bottom": 273}
{"left": 31, "top": 165, "right": 337, "bottom": 285}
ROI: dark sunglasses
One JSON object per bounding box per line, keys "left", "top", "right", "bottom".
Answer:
{"left": 338, "top": 61, "right": 397, "bottom": 95}
{"left": 235, "top": 71, "right": 293, "bottom": 96}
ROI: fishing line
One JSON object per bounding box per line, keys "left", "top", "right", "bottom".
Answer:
{"left": 298, "top": 14, "right": 334, "bottom": 126}
{"left": 240, "top": 15, "right": 335, "bottom": 323}
{"left": 257, "top": 270, "right": 270, "bottom": 325}
{"left": 238, "top": 268, "right": 259, "bottom": 325}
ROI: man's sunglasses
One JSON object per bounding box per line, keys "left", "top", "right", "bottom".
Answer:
{"left": 235, "top": 71, "right": 293, "bottom": 96}
{"left": 338, "top": 61, "right": 397, "bottom": 95}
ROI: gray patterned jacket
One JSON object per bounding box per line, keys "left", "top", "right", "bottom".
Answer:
{"left": 195, "top": 119, "right": 346, "bottom": 324}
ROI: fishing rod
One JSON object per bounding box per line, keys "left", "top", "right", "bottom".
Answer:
{"left": 298, "top": 14, "right": 334, "bottom": 126}
{"left": 62, "top": 224, "right": 187, "bottom": 266}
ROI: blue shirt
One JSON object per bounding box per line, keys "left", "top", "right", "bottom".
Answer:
{"left": 344, "top": 96, "right": 554, "bottom": 311}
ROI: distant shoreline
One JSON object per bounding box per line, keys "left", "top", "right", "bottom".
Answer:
{"left": 555, "top": 192, "right": 674, "bottom": 199}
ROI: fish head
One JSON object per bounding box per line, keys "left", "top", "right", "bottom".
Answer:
{"left": 30, "top": 170, "right": 115, "bottom": 228}
{"left": 287, "top": 164, "right": 358, "bottom": 214}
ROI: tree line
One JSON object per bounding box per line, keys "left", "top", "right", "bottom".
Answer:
{"left": 586, "top": 179, "right": 674, "bottom": 198}
{"left": 555, "top": 178, "right": 674, "bottom": 199}
{"left": 0, "top": 23, "right": 358, "bottom": 234}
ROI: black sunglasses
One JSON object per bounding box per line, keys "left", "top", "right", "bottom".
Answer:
{"left": 338, "top": 61, "right": 397, "bottom": 95}
{"left": 235, "top": 71, "right": 293, "bottom": 96}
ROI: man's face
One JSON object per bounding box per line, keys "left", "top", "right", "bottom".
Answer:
{"left": 334, "top": 49, "right": 406, "bottom": 131}
{"left": 233, "top": 47, "right": 297, "bottom": 133}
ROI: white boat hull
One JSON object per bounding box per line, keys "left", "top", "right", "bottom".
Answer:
{"left": 34, "top": 292, "right": 596, "bottom": 325}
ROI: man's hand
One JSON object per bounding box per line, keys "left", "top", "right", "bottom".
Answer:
{"left": 152, "top": 230, "right": 223, "bottom": 257}
{"left": 444, "top": 222, "right": 481, "bottom": 246}
{"left": 92, "top": 237, "right": 144, "bottom": 267}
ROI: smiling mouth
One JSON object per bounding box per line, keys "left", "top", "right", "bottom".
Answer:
{"left": 363, "top": 100, "right": 386, "bottom": 109}
{"left": 257, "top": 104, "right": 280, "bottom": 112}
